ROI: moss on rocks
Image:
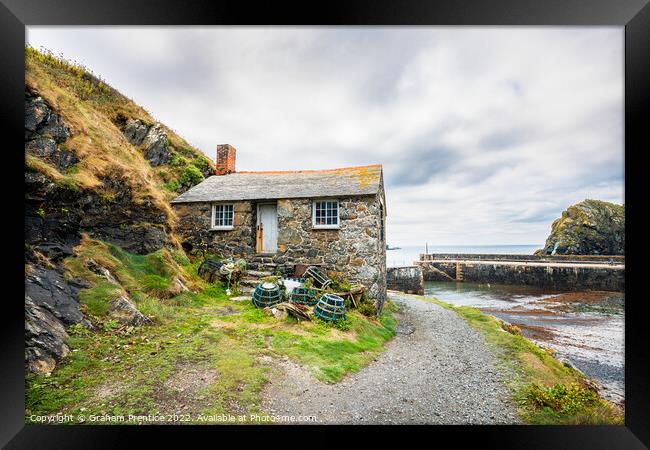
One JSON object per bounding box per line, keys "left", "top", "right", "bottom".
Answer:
{"left": 537, "top": 199, "right": 624, "bottom": 255}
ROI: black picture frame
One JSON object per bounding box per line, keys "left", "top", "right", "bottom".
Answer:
{"left": 2, "top": 0, "right": 648, "bottom": 447}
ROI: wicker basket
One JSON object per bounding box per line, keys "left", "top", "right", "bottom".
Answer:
{"left": 290, "top": 287, "right": 318, "bottom": 306}
{"left": 314, "top": 293, "right": 346, "bottom": 321}
{"left": 303, "top": 266, "right": 332, "bottom": 289}
{"left": 252, "top": 282, "right": 282, "bottom": 308}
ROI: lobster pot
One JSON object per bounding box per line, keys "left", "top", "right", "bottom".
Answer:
{"left": 314, "top": 294, "right": 346, "bottom": 322}
{"left": 303, "top": 266, "right": 332, "bottom": 289}
{"left": 284, "top": 277, "right": 306, "bottom": 284}
{"left": 198, "top": 259, "right": 225, "bottom": 283}
{"left": 277, "top": 265, "right": 295, "bottom": 278}
{"left": 252, "top": 282, "right": 282, "bottom": 308}
{"left": 290, "top": 287, "right": 318, "bottom": 306}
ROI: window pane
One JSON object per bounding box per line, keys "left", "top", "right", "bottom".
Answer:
{"left": 314, "top": 200, "right": 338, "bottom": 226}
{"left": 213, "top": 204, "right": 234, "bottom": 227}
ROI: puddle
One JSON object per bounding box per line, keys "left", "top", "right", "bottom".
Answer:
{"left": 424, "top": 281, "right": 625, "bottom": 405}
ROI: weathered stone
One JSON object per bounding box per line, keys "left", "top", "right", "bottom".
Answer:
{"left": 25, "top": 96, "right": 50, "bottom": 136}
{"left": 357, "top": 264, "right": 379, "bottom": 283}
{"left": 25, "top": 93, "right": 70, "bottom": 142}
{"left": 122, "top": 119, "right": 149, "bottom": 145}
{"left": 26, "top": 137, "right": 58, "bottom": 158}
{"left": 171, "top": 277, "right": 190, "bottom": 295}
{"left": 86, "top": 259, "right": 119, "bottom": 284}
{"left": 25, "top": 92, "right": 78, "bottom": 171}
{"left": 141, "top": 124, "right": 171, "bottom": 166}
{"left": 422, "top": 259, "right": 624, "bottom": 291}
{"left": 109, "top": 295, "right": 150, "bottom": 326}
{"left": 25, "top": 265, "right": 84, "bottom": 325}
{"left": 25, "top": 296, "right": 70, "bottom": 375}
{"left": 56, "top": 149, "right": 80, "bottom": 170}
{"left": 39, "top": 113, "right": 70, "bottom": 143}
{"left": 279, "top": 227, "right": 303, "bottom": 246}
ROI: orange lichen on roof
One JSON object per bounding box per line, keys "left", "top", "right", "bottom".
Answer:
{"left": 236, "top": 164, "right": 382, "bottom": 175}
{"left": 172, "top": 163, "right": 383, "bottom": 203}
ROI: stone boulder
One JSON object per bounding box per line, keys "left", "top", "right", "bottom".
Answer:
{"left": 119, "top": 118, "right": 172, "bottom": 166}
{"left": 25, "top": 296, "right": 71, "bottom": 375}
{"left": 86, "top": 258, "right": 119, "bottom": 284}
{"left": 25, "top": 265, "right": 84, "bottom": 325}
{"left": 536, "top": 199, "right": 625, "bottom": 255}
{"left": 170, "top": 277, "right": 191, "bottom": 295}
{"left": 25, "top": 92, "right": 78, "bottom": 170}
{"left": 141, "top": 124, "right": 171, "bottom": 166}
{"left": 109, "top": 295, "right": 150, "bottom": 326}
{"left": 25, "top": 94, "right": 70, "bottom": 142}
{"left": 122, "top": 118, "right": 149, "bottom": 146}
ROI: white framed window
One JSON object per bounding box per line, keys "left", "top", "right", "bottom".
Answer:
{"left": 211, "top": 203, "right": 234, "bottom": 230}
{"left": 312, "top": 199, "right": 339, "bottom": 229}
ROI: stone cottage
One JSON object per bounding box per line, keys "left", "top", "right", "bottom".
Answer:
{"left": 171, "top": 145, "right": 387, "bottom": 310}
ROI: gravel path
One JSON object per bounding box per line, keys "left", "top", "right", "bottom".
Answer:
{"left": 261, "top": 292, "right": 521, "bottom": 424}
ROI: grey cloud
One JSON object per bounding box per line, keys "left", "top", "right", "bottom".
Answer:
{"left": 386, "top": 145, "right": 457, "bottom": 187}
{"left": 26, "top": 26, "right": 624, "bottom": 246}
{"left": 479, "top": 127, "right": 531, "bottom": 151}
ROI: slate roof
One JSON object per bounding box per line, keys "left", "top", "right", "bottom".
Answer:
{"left": 171, "top": 164, "right": 383, "bottom": 203}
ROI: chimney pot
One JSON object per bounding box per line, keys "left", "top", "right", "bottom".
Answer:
{"left": 215, "top": 144, "right": 236, "bottom": 175}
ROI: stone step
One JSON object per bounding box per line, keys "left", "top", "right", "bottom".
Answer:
{"left": 245, "top": 270, "right": 273, "bottom": 278}
{"left": 240, "top": 278, "right": 261, "bottom": 287}
{"left": 237, "top": 286, "right": 254, "bottom": 295}
{"left": 246, "top": 262, "right": 278, "bottom": 272}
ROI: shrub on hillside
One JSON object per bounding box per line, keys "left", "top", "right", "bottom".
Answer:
{"left": 179, "top": 165, "right": 204, "bottom": 187}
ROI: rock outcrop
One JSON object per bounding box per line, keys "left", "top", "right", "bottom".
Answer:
{"left": 25, "top": 297, "right": 71, "bottom": 375}
{"left": 109, "top": 295, "right": 151, "bottom": 326}
{"left": 121, "top": 118, "right": 171, "bottom": 166}
{"left": 25, "top": 91, "right": 78, "bottom": 170}
{"left": 25, "top": 93, "right": 164, "bottom": 374}
{"left": 25, "top": 265, "right": 86, "bottom": 326}
{"left": 536, "top": 199, "right": 625, "bottom": 255}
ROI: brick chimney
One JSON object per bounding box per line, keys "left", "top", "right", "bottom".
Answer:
{"left": 215, "top": 144, "right": 236, "bottom": 175}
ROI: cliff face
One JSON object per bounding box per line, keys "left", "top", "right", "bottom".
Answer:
{"left": 536, "top": 199, "right": 625, "bottom": 256}
{"left": 24, "top": 48, "right": 214, "bottom": 374}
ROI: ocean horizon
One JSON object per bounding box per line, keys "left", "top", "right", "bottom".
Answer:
{"left": 386, "top": 244, "right": 540, "bottom": 267}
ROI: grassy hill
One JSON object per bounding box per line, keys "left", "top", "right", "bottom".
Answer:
{"left": 26, "top": 46, "right": 213, "bottom": 215}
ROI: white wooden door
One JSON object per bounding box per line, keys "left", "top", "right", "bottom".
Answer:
{"left": 258, "top": 204, "right": 278, "bottom": 253}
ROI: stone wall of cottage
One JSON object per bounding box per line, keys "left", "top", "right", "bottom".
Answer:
{"left": 173, "top": 201, "right": 257, "bottom": 256}
{"left": 173, "top": 194, "right": 387, "bottom": 310}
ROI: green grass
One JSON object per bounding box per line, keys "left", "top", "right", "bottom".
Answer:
{"left": 27, "top": 240, "right": 397, "bottom": 424}
{"left": 267, "top": 305, "right": 397, "bottom": 383}
{"left": 78, "top": 281, "right": 122, "bottom": 317}
{"left": 419, "top": 295, "right": 623, "bottom": 425}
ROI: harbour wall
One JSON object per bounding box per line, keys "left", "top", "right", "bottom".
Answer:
{"left": 417, "top": 256, "right": 624, "bottom": 292}
{"left": 420, "top": 253, "right": 625, "bottom": 263}
{"left": 386, "top": 266, "right": 424, "bottom": 295}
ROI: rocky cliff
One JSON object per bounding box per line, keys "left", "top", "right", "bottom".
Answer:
{"left": 24, "top": 48, "right": 213, "bottom": 374}
{"left": 536, "top": 199, "right": 625, "bottom": 256}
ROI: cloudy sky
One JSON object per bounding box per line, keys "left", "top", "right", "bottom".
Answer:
{"left": 27, "top": 27, "right": 624, "bottom": 248}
